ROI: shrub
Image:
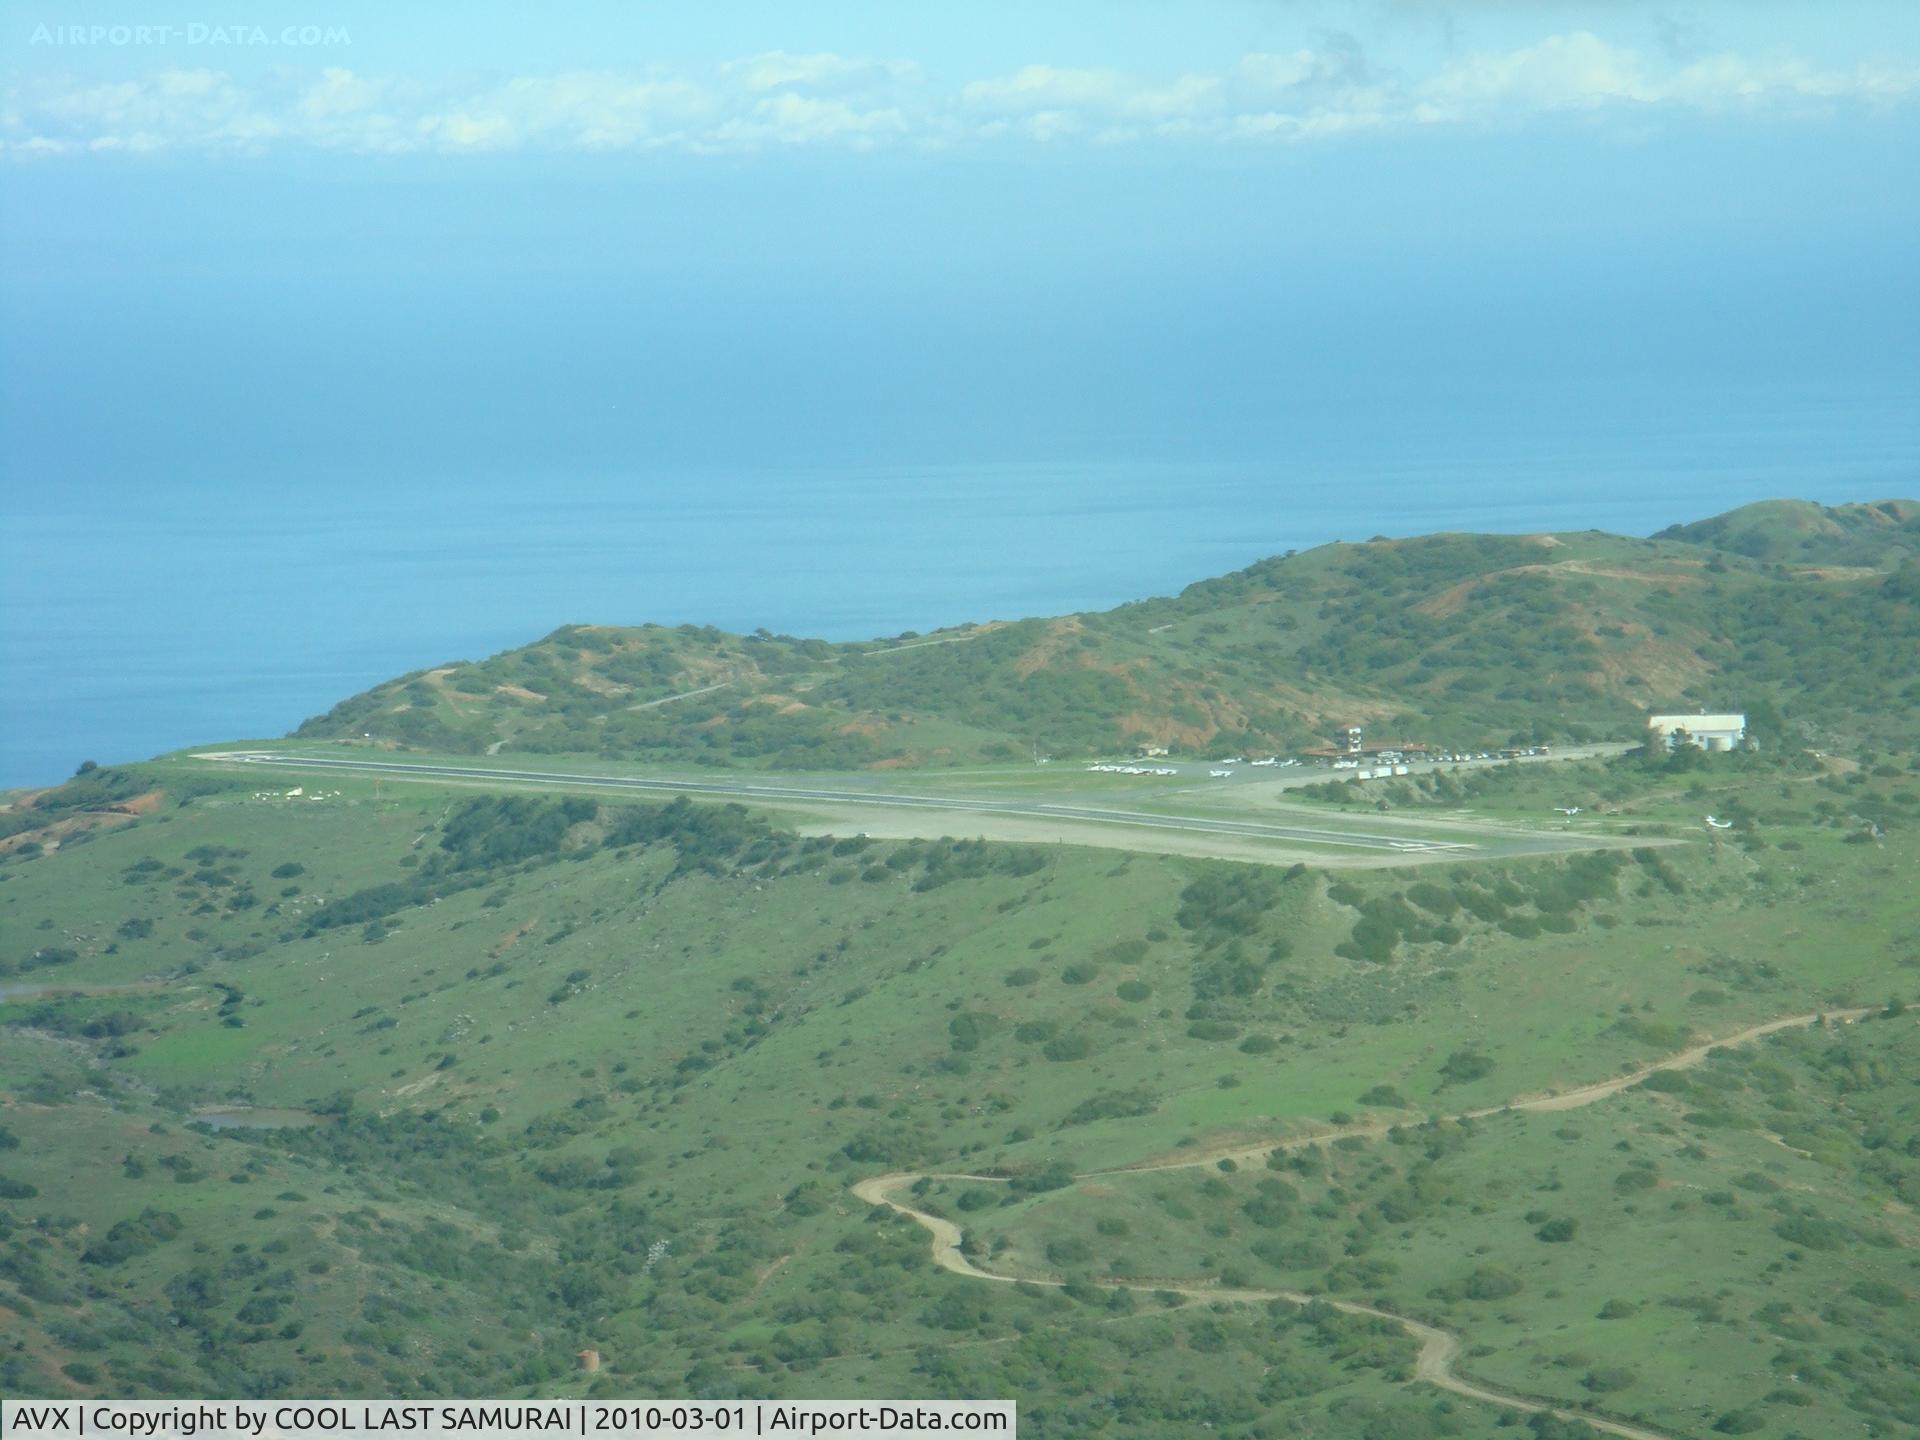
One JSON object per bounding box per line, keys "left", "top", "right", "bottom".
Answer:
{"left": 1849, "top": 1278, "right": 1906, "bottom": 1308}
{"left": 1187, "top": 1020, "right": 1241, "bottom": 1042}
{"left": 1440, "top": 1050, "right": 1494, "bottom": 1085}
{"left": 1461, "top": 1267, "right": 1522, "bottom": 1300}
{"left": 948, "top": 1012, "right": 1002, "bottom": 1052}
{"left": 1773, "top": 1213, "right": 1846, "bottom": 1251}
{"left": 1406, "top": 882, "right": 1458, "bottom": 917}
{"left": 1251, "top": 1237, "right": 1329, "bottom": 1271}
{"left": 1046, "top": 1237, "right": 1093, "bottom": 1266}
{"left": 1061, "top": 1089, "right": 1157, "bottom": 1127}
{"left": 1241, "top": 1179, "right": 1300, "bottom": 1228}
{"left": 1609, "top": 1016, "right": 1693, "bottom": 1049}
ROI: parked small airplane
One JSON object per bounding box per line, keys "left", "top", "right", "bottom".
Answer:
{"left": 1553, "top": 805, "right": 1581, "bottom": 816}
{"left": 1704, "top": 816, "right": 1733, "bottom": 829}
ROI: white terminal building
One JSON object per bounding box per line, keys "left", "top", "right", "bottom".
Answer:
{"left": 1647, "top": 712, "right": 1748, "bottom": 752}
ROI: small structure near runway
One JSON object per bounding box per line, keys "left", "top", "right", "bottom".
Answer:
{"left": 1648, "top": 712, "right": 1747, "bottom": 752}
{"left": 1299, "top": 722, "right": 1430, "bottom": 767}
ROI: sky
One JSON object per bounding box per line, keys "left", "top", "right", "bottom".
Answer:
{"left": 1, "top": 1, "right": 1917, "bottom": 480}
{"left": 3, "top": 3, "right": 1916, "bottom": 483}
{"left": 6, "top": 2, "right": 1920, "bottom": 157}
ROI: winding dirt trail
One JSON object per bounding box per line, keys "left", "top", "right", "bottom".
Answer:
{"left": 853, "top": 1009, "right": 1869, "bottom": 1440}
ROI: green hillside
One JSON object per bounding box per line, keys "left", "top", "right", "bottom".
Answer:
{"left": 1654, "top": 498, "right": 1920, "bottom": 567}
{"left": 4, "top": 496, "right": 1919, "bottom": 1436}
{"left": 293, "top": 501, "right": 1920, "bottom": 767}
{"left": 2, "top": 735, "right": 1917, "bottom": 1435}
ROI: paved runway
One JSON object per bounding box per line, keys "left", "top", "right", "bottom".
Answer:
{"left": 195, "top": 751, "right": 1479, "bottom": 854}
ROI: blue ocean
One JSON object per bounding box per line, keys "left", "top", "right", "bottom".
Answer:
{"left": 4, "top": 375, "right": 1914, "bottom": 790}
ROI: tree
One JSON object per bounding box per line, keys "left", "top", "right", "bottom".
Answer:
{"left": 1439, "top": 1050, "right": 1494, "bottom": 1085}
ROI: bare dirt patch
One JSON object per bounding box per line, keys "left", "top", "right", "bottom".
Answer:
{"left": 1790, "top": 565, "right": 1880, "bottom": 582}
{"left": 1416, "top": 560, "right": 1702, "bottom": 620}
{"left": 570, "top": 672, "right": 631, "bottom": 699}
{"left": 1013, "top": 617, "right": 1085, "bottom": 678}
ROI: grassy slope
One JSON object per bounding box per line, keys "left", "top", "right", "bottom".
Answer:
{"left": 288, "top": 502, "right": 1920, "bottom": 769}
{"left": 2, "top": 751, "right": 1917, "bottom": 1436}
{"left": 1654, "top": 498, "right": 1920, "bottom": 567}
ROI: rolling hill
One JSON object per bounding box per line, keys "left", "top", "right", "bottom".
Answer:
{"left": 2, "top": 729, "right": 1916, "bottom": 1434}
{"left": 1653, "top": 498, "right": 1920, "bottom": 567}
{"left": 3, "top": 495, "right": 1918, "bottom": 1436}
{"left": 293, "top": 500, "right": 1920, "bottom": 768}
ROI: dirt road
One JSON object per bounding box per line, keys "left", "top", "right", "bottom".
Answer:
{"left": 853, "top": 1009, "right": 1869, "bottom": 1440}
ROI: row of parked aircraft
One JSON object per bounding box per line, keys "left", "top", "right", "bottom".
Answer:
{"left": 1212, "top": 757, "right": 1305, "bottom": 776}
{"left": 1206, "top": 755, "right": 1307, "bottom": 777}
{"left": 1087, "top": 755, "right": 1309, "bottom": 778}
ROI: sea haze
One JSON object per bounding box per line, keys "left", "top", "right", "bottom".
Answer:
{"left": 5, "top": 141, "right": 1917, "bottom": 788}
{"left": 3, "top": 373, "right": 1914, "bottom": 789}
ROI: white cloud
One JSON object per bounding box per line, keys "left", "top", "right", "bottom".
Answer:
{"left": 1422, "top": 31, "right": 1654, "bottom": 111}
{"left": 1125, "top": 73, "right": 1222, "bottom": 121}
{"left": 724, "top": 51, "right": 918, "bottom": 93}
{"left": 1419, "top": 32, "right": 1920, "bottom": 121}
{"left": 712, "top": 92, "right": 908, "bottom": 150}
{"left": 959, "top": 64, "right": 1224, "bottom": 142}
{"left": 419, "top": 111, "right": 514, "bottom": 151}
{"left": 962, "top": 65, "right": 1128, "bottom": 112}
{"left": 4, "top": 33, "right": 1915, "bottom": 158}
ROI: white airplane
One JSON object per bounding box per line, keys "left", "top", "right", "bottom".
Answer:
{"left": 1704, "top": 816, "right": 1733, "bottom": 829}
{"left": 1208, "top": 769, "right": 1234, "bottom": 778}
{"left": 1553, "top": 806, "right": 1581, "bottom": 816}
